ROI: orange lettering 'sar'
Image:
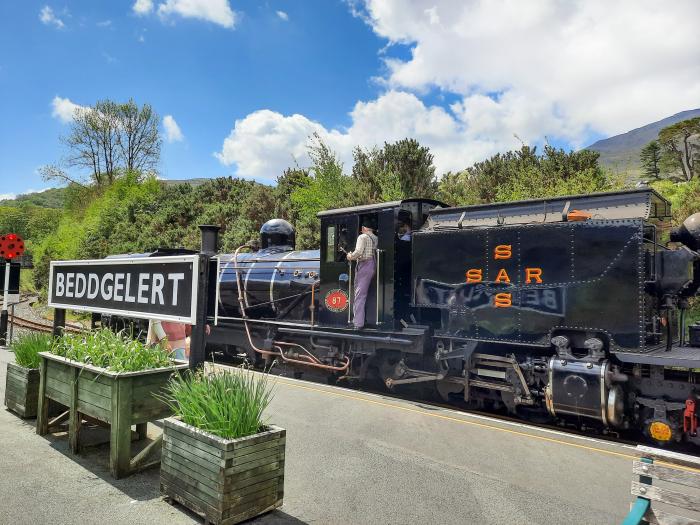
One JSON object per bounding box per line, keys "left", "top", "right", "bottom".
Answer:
{"left": 495, "top": 268, "right": 511, "bottom": 283}
{"left": 525, "top": 267, "right": 543, "bottom": 284}
{"left": 466, "top": 268, "right": 483, "bottom": 283}
{"left": 494, "top": 292, "right": 512, "bottom": 308}
{"left": 494, "top": 245, "right": 512, "bottom": 259}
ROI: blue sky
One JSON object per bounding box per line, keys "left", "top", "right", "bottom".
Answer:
{"left": 1, "top": 1, "right": 698, "bottom": 197}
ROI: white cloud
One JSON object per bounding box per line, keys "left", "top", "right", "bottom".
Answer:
{"left": 97, "top": 19, "right": 112, "bottom": 27}
{"left": 157, "top": 0, "right": 236, "bottom": 28}
{"left": 276, "top": 10, "right": 288, "bottom": 21}
{"left": 133, "top": 0, "right": 154, "bottom": 15}
{"left": 216, "top": 1, "right": 700, "bottom": 180}
{"left": 215, "top": 110, "right": 326, "bottom": 180}
{"left": 354, "top": 0, "right": 700, "bottom": 140}
{"left": 51, "top": 96, "right": 85, "bottom": 123}
{"left": 0, "top": 194, "right": 17, "bottom": 201}
{"left": 215, "top": 91, "right": 505, "bottom": 180}
{"left": 163, "top": 115, "right": 184, "bottom": 142}
{"left": 39, "top": 6, "right": 65, "bottom": 29}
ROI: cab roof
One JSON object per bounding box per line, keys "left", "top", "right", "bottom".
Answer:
{"left": 317, "top": 198, "right": 446, "bottom": 218}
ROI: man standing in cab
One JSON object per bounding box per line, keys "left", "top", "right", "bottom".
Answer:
{"left": 347, "top": 220, "right": 378, "bottom": 329}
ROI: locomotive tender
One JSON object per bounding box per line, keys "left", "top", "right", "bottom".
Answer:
{"left": 189, "top": 188, "right": 700, "bottom": 447}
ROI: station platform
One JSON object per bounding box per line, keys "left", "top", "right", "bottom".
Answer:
{"left": 0, "top": 347, "right": 659, "bottom": 524}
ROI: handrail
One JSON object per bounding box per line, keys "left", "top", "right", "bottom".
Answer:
{"left": 375, "top": 248, "right": 383, "bottom": 325}
{"left": 347, "top": 259, "right": 353, "bottom": 324}
{"left": 214, "top": 255, "right": 222, "bottom": 326}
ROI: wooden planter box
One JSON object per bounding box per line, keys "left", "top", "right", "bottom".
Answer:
{"left": 4, "top": 362, "right": 40, "bottom": 418}
{"left": 161, "top": 417, "right": 285, "bottom": 525}
{"left": 36, "top": 352, "right": 188, "bottom": 479}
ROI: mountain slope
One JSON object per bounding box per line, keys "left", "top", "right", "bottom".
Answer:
{"left": 0, "top": 187, "right": 67, "bottom": 208}
{"left": 586, "top": 108, "right": 700, "bottom": 172}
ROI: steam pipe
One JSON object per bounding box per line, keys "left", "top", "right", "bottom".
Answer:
{"left": 233, "top": 244, "right": 350, "bottom": 373}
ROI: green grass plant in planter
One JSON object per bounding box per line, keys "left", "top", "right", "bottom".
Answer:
{"left": 163, "top": 369, "right": 273, "bottom": 439}
{"left": 5, "top": 333, "right": 54, "bottom": 418}
{"left": 36, "top": 327, "right": 189, "bottom": 479}
{"left": 49, "top": 328, "right": 172, "bottom": 372}
{"left": 160, "top": 368, "right": 286, "bottom": 525}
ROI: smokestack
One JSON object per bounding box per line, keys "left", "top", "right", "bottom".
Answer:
{"left": 199, "top": 225, "right": 220, "bottom": 256}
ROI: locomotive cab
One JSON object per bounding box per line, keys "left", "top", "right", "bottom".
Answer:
{"left": 317, "top": 199, "right": 445, "bottom": 329}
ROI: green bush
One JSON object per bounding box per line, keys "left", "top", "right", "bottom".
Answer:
{"left": 49, "top": 329, "right": 172, "bottom": 372}
{"left": 162, "top": 369, "right": 274, "bottom": 439}
{"left": 11, "top": 333, "right": 53, "bottom": 368}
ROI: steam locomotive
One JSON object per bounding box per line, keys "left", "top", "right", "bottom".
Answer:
{"left": 119, "top": 188, "right": 700, "bottom": 447}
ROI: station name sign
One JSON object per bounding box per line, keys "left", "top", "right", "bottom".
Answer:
{"left": 48, "top": 255, "right": 199, "bottom": 324}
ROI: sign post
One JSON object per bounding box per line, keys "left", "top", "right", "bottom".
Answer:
{"left": 0, "top": 233, "right": 24, "bottom": 346}
{"left": 189, "top": 225, "right": 219, "bottom": 368}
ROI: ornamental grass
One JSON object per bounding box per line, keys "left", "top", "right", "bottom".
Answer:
{"left": 49, "top": 328, "right": 172, "bottom": 373}
{"left": 11, "top": 332, "right": 53, "bottom": 369}
{"left": 162, "top": 369, "right": 274, "bottom": 440}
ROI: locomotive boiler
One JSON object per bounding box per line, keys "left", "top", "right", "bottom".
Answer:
{"left": 216, "top": 219, "right": 319, "bottom": 322}
{"left": 121, "top": 188, "right": 700, "bottom": 448}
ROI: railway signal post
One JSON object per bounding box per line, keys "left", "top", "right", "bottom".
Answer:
{"left": 0, "top": 233, "right": 24, "bottom": 345}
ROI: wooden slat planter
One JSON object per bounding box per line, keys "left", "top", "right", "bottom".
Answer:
{"left": 35, "top": 352, "right": 188, "bottom": 479}
{"left": 161, "top": 417, "right": 285, "bottom": 525}
{"left": 622, "top": 445, "right": 700, "bottom": 525}
{"left": 4, "top": 362, "right": 40, "bottom": 418}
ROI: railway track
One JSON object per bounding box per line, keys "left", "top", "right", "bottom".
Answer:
{"left": 9, "top": 315, "right": 84, "bottom": 334}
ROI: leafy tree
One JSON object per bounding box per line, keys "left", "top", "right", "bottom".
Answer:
{"left": 274, "top": 167, "right": 311, "bottom": 224}
{"left": 42, "top": 99, "right": 161, "bottom": 187}
{"left": 352, "top": 139, "right": 438, "bottom": 201}
{"left": 640, "top": 141, "right": 662, "bottom": 180}
{"left": 383, "top": 138, "right": 438, "bottom": 198}
{"left": 116, "top": 99, "right": 161, "bottom": 174}
{"left": 291, "top": 134, "right": 356, "bottom": 249}
{"left": 658, "top": 118, "right": 700, "bottom": 181}
{"left": 352, "top": 146, "right": 384, "bottom": 202}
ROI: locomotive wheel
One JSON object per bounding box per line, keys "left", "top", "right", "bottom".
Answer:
{"left": 436, "top": 380, "right": 463, "bottom": 403}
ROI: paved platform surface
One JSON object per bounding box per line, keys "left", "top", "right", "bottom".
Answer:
{"left": 0, "top": 347, "right": 641, "bottom": 524}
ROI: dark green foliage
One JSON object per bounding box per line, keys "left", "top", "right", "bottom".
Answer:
{"left": 437, "top": 145, "right": 621, "bottom": 206}
{"left": 382, "top": 138, "right": 438, "bottom": 198}
{"left": 640, "top": 141, "right": 662, "bottom": 180}
{"left": 352, "top": 139, "right": 438, "bottom": 202}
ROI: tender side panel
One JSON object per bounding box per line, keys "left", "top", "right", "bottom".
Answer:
{"left": 412, "top": 220, "right": 643, "bottom": 350}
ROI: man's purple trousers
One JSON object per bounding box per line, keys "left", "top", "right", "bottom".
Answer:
{"left": 353, "top": 258, "right": 376, "bottom": 329}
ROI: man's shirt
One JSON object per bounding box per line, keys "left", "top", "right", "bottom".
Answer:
{"left": 348, "top": 232, "right": 378, "bottom": 261}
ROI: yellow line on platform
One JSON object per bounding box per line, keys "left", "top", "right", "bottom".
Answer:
{"left": 274, "top": 377, "right": 700, "bottom": 474}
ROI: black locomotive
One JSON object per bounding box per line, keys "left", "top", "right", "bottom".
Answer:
{"left": 129, "top": 188, "right": 700, "bottom": 447}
